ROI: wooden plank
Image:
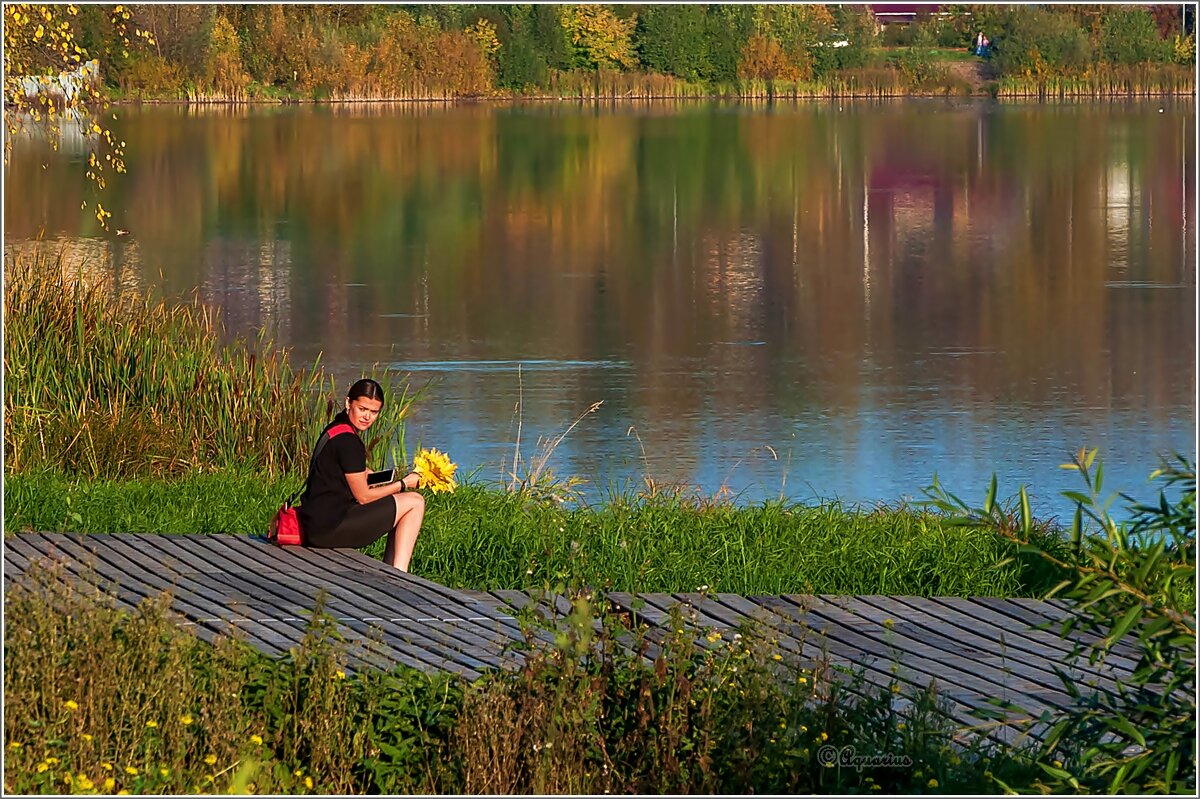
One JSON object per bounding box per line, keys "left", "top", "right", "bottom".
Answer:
{"left": 855, "top": 595, "right": 1112, "bottom": 700}
{"left": 806, "top": 596, "right": 1070, "bottom": 713}
{"left": 158, "top": 535, "right": 504, "bottom": 676}
{"left": 22, "top": 534, "right": 287, "bottom": 655}
{"left": 895, "top": 596, "right": 1135, "bottom": 684}
{"left": 67, "top": 534, "right": 300, "bottom": 655}
{"left": 190, "top": 536, "right": 515, "bottom": 672}
{"left": 973, "top": 597, "right": 1141, "bottom": 663}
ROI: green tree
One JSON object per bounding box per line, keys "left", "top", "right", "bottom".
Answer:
{"left": 531, "top": 3, "right": 573, "bottom": 70}
{"left": 497, "top": 6, "right": 549, "bottom": 91}
{"left": 701, "top": 4, "right": 755, "bottom": 83}
{"left": 635, "top": 4, "right": 708, "bottom": 81}
{"left": 1100, "top": 7, "right": 1169, "bottom": 65}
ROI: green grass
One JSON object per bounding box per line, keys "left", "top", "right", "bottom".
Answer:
{"left": 3, "top": 470, "right": 1069, "bottom": 597}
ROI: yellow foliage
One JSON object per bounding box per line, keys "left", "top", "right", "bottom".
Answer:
{"left": 561, "top": 5, "right": 638, "bottom": 70}
{"left": 413, "top": 448, "right": 458, "bottom": 494}
{"left": 466, "top": 18, "right": 501, "bottom": 59}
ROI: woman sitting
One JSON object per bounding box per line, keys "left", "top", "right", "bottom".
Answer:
{"left": 299, "top": 378, "right": 425, "bottom": 572}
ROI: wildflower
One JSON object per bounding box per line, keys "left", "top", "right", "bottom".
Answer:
{"left": 76, "top": 775, "right": 94, "bottom": 790}
{"left": 100, "top": 763, "right": 112, "bottom": 771}
{"left": 145, "top": 720, "right": 158, "bottom": 728}
{"left": 928, "top": 778, "right": 939, "bottom": 788}
{"left": 897, "top": 722, "right": 906, "bottom": 731}
{"left": 305, "top": 776, "right": 314, "bottom": 789}
{"left": 47, "top": 758, "right": 60, "bottom": 765}
{"left": 81, "top": 734, "right": 93, "bottom": 742}
{"left": 204, "top": 754, "right": 217, "bottom": 766}
{"left": 125, "top": 766, "right": 138, "bottom": 776}
{"left": 118, "top": 791, "right": 129, "bottom": 795}
{"left": 779, "top": 721, "right": 787, "bottom": 729}
{"left": 705, "top": 632, "right": 721, "bottom": 643}
{"left": 249, "top": 734, "right": 263, "bottom": 746}
{"left": 37, "top": 762, "right": 49, "bottom": 773}
{"left": 772, "top": 654, "right": 782, "bottom": 661}
{"left": 63, "top": 774, "right": 73, "bottom": 785}
{"left": 871, "top": 784, "right": 881, "bottom": 791}
{"left": 104, "top": 778, "right": 115, "bottom": 791}
{"left": 293, "top": 770, "right": 303, "bottom": 778}
{"left": 160, "top": 768, "right": 169, "bottom": 777}
{"left": 64, "top": 700, "right": 79, "bottom": 711}
{"left": 7, "top": 741, "right": 20, "bottom": 749}
{"left": 334, "top": 670, "right": 346, "bottom": 680}
{"left": 179, "top": 714, "right": 193, "bottom": 726}
{"left": 891, "top": 683, "right": 901, "bottom": 694}
{"left": 799, "top": 725, "right": 807, "bottom": 733}
{"left": 1052, "top": 760, "right": 1063, "bottom": 768}
{"left": 413, "top": 448, "right": 457, "bottom": 493}
{"left": 819, "top": 731, "right": 829, "bottom": 742}
{"left": 798, "top": 676, "right": 807, "bottom": 684}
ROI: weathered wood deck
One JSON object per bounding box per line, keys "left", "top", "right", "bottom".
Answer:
{"left": 5, "top": 532, "right": 1135, "bottom": 743}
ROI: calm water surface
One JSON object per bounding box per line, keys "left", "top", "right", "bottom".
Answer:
{"left": 6, "top": 100, "right": 1196, "bottom": 518}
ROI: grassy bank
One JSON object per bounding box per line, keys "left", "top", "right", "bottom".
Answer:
{"left": 3, "top": 470, "right": 1068, "bottom": 598}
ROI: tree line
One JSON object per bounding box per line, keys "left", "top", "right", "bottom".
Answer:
{"left": 5, "top": 4, "right": 1190, "bottom": 101}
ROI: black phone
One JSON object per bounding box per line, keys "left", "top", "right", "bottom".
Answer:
{"left": 367, "top": 468, "right": 396, "bottom": 487}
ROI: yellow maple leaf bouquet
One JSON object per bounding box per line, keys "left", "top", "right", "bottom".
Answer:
{"left": 412, "top": 447, "right": 458, "bottom": 494}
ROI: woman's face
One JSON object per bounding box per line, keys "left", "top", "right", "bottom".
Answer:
{"left": 345, "top": 395, "right": 383, "bottom": 432}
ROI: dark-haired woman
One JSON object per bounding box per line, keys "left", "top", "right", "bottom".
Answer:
{"left": 298, "top": 379, "right": 425, "bottom": 572}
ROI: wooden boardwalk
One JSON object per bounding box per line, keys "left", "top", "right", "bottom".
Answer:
{"left": 5, "top": 532, "right": 1138, "bottom": 742}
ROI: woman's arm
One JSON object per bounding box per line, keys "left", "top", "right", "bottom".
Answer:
{"left": 344, "top": 470, "right": 420, "bottom": 505}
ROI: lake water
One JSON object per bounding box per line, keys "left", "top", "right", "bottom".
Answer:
{"left": 5, "top": 100, "right": 1196, "bottom": 520}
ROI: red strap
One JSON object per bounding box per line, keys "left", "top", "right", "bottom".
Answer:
{"left": 327, "top": 423, "right": 355, "bottom": 439}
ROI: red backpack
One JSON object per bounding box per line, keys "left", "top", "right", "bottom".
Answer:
{"left": 269, "top": 423, "right": 355, "bottom": 546}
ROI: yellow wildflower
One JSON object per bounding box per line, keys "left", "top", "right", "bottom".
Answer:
{"left": 81, "top": 734, "right": 93, "bottom": 742}
{"left": 160, "top": 768, "right": 169, "bottom": 778}
{"left": 819, "top": 731, "right": 829, "bottom": 742}
{"left": 928, "top": 778, "right": 939, "bottom": 788}
{"left": 118, "top": 791, "right": 129, "bottom": 795}
{"left": 104, "top": 778, "right": 115, "bottom": 791}
{"left": 145, "top": 720, "right": 158, "bottom": 728}
{"left": 334, "top": 670, "right": 346, "bottom": 680}
{"left": 772, "top": 654, "right": 782, "bottom": 661}
{"left": 413, "top": 448, "right": 458, "bottom": 493}
{"left": 204, "top": 754, "right": 217, "bottom": 766}
{"left": 179, "top": 714, "right": 193, "bottom": 726}
{"left": 46, "top": 758, "right": 60, "bottom": 766}
{"left": 125, "top": 766, "right": 138, "bottom": 776}
{"left": 7, "top": 741, "right": 20, "bottom": 749}
{"left": 883, "top": 619, "right": 894, "bottom": 629}
{"left": 76, "top": 775, "right": 94, "bottom": 790}
{"left": 293, "top": 769, "right": 303, "bottom": 778}
{"left": 249, "top": 734, "right": 263, "bottom": 746}
{"left": 64, "top": 700, "right": 79, "bottom": 711}
{"left": 37, "top": 762, "right": 49, "bottom": 773}
{"left": 305, "top": 776, "right": 314, "bottom": 789}
{"left": 100, "top": 763, "right": 112, "bottom": 771}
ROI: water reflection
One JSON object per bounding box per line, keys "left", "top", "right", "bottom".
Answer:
{"left": 5, "top": 99, "right": 1195, "bottom": 517}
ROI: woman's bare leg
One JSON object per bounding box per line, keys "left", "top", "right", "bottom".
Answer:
{"left": 383, "top": 492, "right": 425, "bottom": 572}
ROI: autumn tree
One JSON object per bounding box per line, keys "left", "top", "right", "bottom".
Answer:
{"left": 560, "top": 4, "right": 638, "bottom": 70}
{"left": 3, "top": 3, "right": 150, "bottom": 227}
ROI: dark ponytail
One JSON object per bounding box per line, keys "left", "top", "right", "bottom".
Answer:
{"left": 347, "top": 378, "right": 385, "bottom": 407}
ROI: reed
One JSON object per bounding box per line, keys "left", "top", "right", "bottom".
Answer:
{"left": 1, "top": 250, "right": 413, "bottom": 480}
{"left": 997, "top": 63, "right": 1194, "bottom": 98}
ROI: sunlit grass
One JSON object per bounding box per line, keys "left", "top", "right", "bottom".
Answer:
{"left": 4, "top": 471, "right": 1068, "bottom": 598}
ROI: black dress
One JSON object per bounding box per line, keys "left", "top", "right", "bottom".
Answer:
{"left": 298, "top": 412, "right": 396, "bottom": 548}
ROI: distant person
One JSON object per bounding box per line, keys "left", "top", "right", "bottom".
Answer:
{"left": 975, "top": 31, "right": 984, "bottom": 56}
{"left": 298, "top": 378, "right": 425, "bottom": 571}
{"left": 981, "top": 34, "right": 991, "bottom": 58}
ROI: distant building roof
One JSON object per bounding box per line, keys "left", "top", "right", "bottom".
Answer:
{"left": 870, "top": 4, "right": 942, "bottom": 23}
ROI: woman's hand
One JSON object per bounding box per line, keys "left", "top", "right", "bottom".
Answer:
{"left": 401, "top": 471, "right": 420, "bottom": 491}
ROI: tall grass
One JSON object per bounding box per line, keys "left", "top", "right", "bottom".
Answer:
{"left": 997, "top": 63, "right": 1194, "bottom": 98}
{"left": 2, "top": 250, "right": 413, "bottom": 479}
{"left": 3, "top": 564, "right": 1043, "bottom": 794}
